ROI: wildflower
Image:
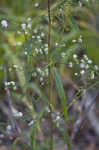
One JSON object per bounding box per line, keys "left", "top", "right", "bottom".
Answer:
{"left": 17, "top": 31, "right": 21, "bottom": 34}
{"left": 32, "top": 35, "right": 35, "bottom": 39}
{"left": 73, "top": 54, "right": 77, "bottom": 59}
{"left": 37, "top": 36, "right": 40, "bottom": 39}
{"left": 74, "top": 72, "right": 78, "bottom": 76}
{"left": 88, "top": 59, "right": 92, "bottom": 64}
{"left": 27, "top": 17, "right": 31, "bottom": 21}
{"left": 68, "top": 62, "right": 73, "bottom": 68}
{"left": 34, "top": 29, "right": 38, "bottom": 33}
{"left": 80, "top": 63, "right": 85, "bottom": 68}
{"left": 24, "top": 51, "right": 27, "bottom": 55}
{"left": 13, "top": 64, "right": 18, "bottom": 68}
{"left": 28, "top": 120, "right": 34, "bottom": 126}
{"left": 41, "top": 32, "right": 45, "bottom": 37}
{"left": 61, "top": 52, "right": 65, "bottom": 58}
{"left": 72, "top": 39, "right": 76, "bottom": 43}
{"left": 80, "top": 70, "right": 85, "bottom": 75}
{"left": 21, "top": 23, "right": 26, "bottom": 30}
{"left": 55, "top": 42, "right": 58, "bottom": 46}
{"left": 1, "top": 20, "right": 8, "bottom": 28}
{"left": 14, "top": 112, "right": 23, "bottom": 118}
{"left": 34, "top": 2, "right": 39, "bottom": 7}
{"left": 27, "top": 23, "right": 31, "bottom": 29}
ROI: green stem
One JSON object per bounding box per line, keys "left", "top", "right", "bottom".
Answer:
{"left": 48, "top": 0, "right": 53, "bottom": 150}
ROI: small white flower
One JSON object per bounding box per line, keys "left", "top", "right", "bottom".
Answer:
{"left": 72, "top": 39, "right": 76, "bottom": 43}
{"left": 27, "top": 23, "right": 31, "bottom": 29}
{"left": 44, "top": 44, "right": 48, "bottom": 47}
{"left": 34, "top": 29, "right": 38, "bottom": 33}
{"left": 79, "top": 1, "right": 82, "bottom": 7}
{"left": 27, "top": 17, "right": 31, "bottom": 21}
{"left": 6, "top": 125, "right": 12, "bottom": 131}
{"left": 68, "top": 62, "right": 73, "bottom": 68}
{"left": 17, "top": 42, "right": 22, "bottom": 46}
{"left": 17, "top": 31, "right": 21, "bottom": 34}
{"left": 1, "top": 20, "right": 8, "bottom": 28}
{"left": 21, "top": 23, "right": 26, "bottom": 30}
{"left": 11, "top": 81, "right": 15, "bottom": 86}
{"left": 25, "top": 31, "right": 28, "bottom": 35}
{"left": 41, "top": 32, "right": 45, "bottom": 37}
{"left": 32, "top": 35, "right": 35, "bottom": 39}
{"left": 36, "top": 67, "right": 41, "bottom": 73}
{"left": 33, "top": 72, "right": 37, "bottom": 77}
{"left": 61, "top": 52, "right": 65, "bottom": 58}
{"left": 28, "top": 120, "right": 34, "bottom": 126}
{"left": 13, "top": 64, "right": 18, "bottom": 68}
{"left": 74, "top": 72, "right": 78, "bottom": 76}
{"left": 73, "top": 54, "right": 77, "bottom": 59}
{"left": 55, "top": 42, "right": 58, "bottom": 46}
{"left": 24, "top": 51, "right": 27, "bottom": 55}
{"left": 83, "top": 55, "right": 88, "bottom": 60}
{"left": 80, "top": 63, "right": 85, "bottom": 68}
{"left": 37, "top": 36, "right": 40, "bottom": 39}
{"left": 80, "top": 70, "right": 85, "bottom": 75}
{"left": 13, "top": 86, "right": 17, "bottom": 91}
{"left": 88, "top": 59, "right": 92, "bottom": 64}
{"left": 34, "top": 2, "right": 39, "bottom": 7}
{"left": 44, "top": 47, "right": 48, "bottom": 54}
{"left": 40, "top": 77, "right": 43, "bottom": 82}
{"left": 9, "top": 67, "right": 12, "bottom": 72}
{"left": 85, "top": 64, "right": 89, "bottom": 69}
{"left": 14, "top": 112, "right": 23, "bottom": 117}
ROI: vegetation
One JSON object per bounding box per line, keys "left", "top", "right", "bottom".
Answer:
{"left": 0, "top": 0, "right": 99, "bottom": 150}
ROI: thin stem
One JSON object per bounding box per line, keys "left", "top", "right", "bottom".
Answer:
{"left": 48, "top": 0, "right": 53, "bottom": 150}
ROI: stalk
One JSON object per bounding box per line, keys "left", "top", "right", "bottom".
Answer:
{"left": 48, "top": 0, "right": 53, "bottom": 150}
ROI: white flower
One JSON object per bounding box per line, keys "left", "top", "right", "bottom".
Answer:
{"left": 17, "top": 31, "right": 21, "bottom": 34}
{"left": 6, "top": 125, "right": 12, "bottom": 131}
{"left": 25, "top": 31, "right": 28, "bottom": 35}
{"left": 1, "top": 20, "right": 8, "bottom": 28}
{"left": 13, "top": 86, "right": 17, "bottom": 91}
{"left": 80, "top": 63, "right": 85, "bottom": 68}
{"left": 80, "top": 70, "right": 85, "bottom": 75}
{"left": 72, "top": 39, "right": 76, "bottom": 43}
{"left": 61, "top": 52, "right": 65, "bottom": 58}
{"left": 37, "top": 36, "right": 40, "bottom": 39}
{"left": 41, "top": 32, "right": 45, "bottom": 37}
{"left": 34, "top": 29, "right": 38, "bottom": 33}
{"left": 91, "top": 73, "right": 94, "bottom": 79}
{"left": 17, "top": 42, "right": 22, "bottom": 46}
{"left": 88, "top": 59, "right": 92, "bottom": 64}
{"left": 36, "top": 67, "right": 41, "bottom": 73}
{"left": 24, "top": 51, "right": 27, "bottom": 55}
{"left": 32, "top": 35, "right": 35, "bottom": 39}
{"left": 14, "top": 112, "right": 23, "bottom": 118}
{"left": 28, "top": 120, "right": 34, "bottom": 126}
{"left": 27, "top": 17, "right": 31, "bottom": 21}
{"left": 74, "top": 72, "right": 78, "bottom": 76}
{"left": 21, "top": 23, "right": 26, "bottom": 30}
{"left": 85, "top": 64, "right": 89, "bottom": 69}
{"left": 68, "top": 62, "right": 73, "bottom": 68}
{"left": 55, "top": 42, "right": 58, "bottom": 46}
{"left": 73, "top": 54, "right": 77, "bottom": 59}
{"left": 34, "top": 2, "right": 39, "bottom": 7}
{"left": 40, "top": 77, "right": 43, "bottom": 82}
{"left": 27, "top": 23, "right": 31, "bottom": 29}
{"left": 83, "top": 55, "right": 88, "bottom": 60}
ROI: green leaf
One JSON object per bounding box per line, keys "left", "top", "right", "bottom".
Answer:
{"left": 53, "top": 67, "right": 68, "bottom": 122}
